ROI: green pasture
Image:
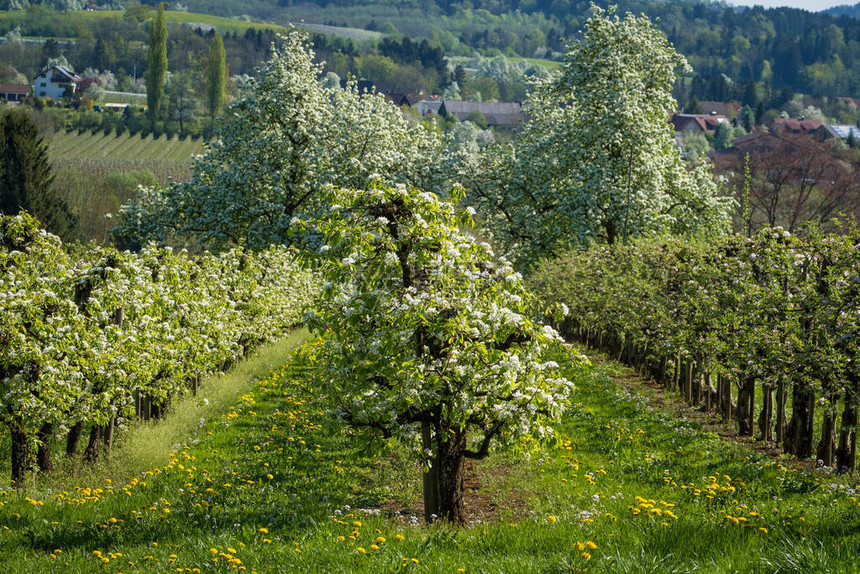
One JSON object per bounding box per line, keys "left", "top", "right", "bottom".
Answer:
{"left": 1, "top": 337, "right": 859, "bottom": 573}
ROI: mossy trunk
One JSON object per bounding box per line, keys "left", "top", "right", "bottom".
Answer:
{"left": 775, "top": 378, "right": 788, "bottom": 445}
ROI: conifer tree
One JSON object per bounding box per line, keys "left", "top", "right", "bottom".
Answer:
{"left": 0, "top": 108, "right": 76, "bottom": 240}
{"left": 145, "top": 2, "right": 168, "bottom": 124}
{"left": 206, "top": 33, "right": 227, "bottom": 126}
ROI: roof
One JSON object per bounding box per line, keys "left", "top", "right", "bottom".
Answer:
{"left": 670, "top": 113, "right": 725, "bottom": 133}
{"left": 34, "top": 64, "right": 82, "bottom": 83}
{"left": 440, "top": 100, "right": 524, "bottom": 129}
{"left": 824, "top": 124, "right": 860, "bottom": 139}
{"left": 699, "top": 101, "right": 741, "bottom": 117}
{"left": 0, "top": 84, "right": 31, "bottom": 94}
{"left": 772, "top": 117, "right": 825, "bottom": 134}
{"left": 384, "top": 93, "right": 427, "bottom": 107}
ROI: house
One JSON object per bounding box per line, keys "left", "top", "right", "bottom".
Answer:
{"left": 0, "top": 84, "right": 30, "bottom": 103}
{"left": 438, "top": 100, "right": 524, "bottom": 130}
{"left": 698, "top": 101, "right": 741, "bottom": 118}
{"left": 823, "top": 124, "right": 860, "bottom": 141}
{"left": 771, "top": 117, "right": 825, "bottom": 136}
{"left": 416, "top": 98, "right": 442, "bottom": 117}
{"left": 670, "top": 113, "right": 726, "bottom": 135}
{"left": 32, "top": 65, "right": 82, "bottom": 100}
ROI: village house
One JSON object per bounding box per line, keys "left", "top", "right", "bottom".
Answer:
{"left": 670, "top": 112, "right": 726, "bottom": 135}
{"left": 32, "top": 64, "right": 82, "bottom": 100}
{"left": 0, "top": 84, "right": 30, "bottom": 104}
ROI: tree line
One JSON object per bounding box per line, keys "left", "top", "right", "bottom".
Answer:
{"left": 531, "top": 226, "right": 860, "bottom": 471}
{"left": 0, "top": 211, "right": 317, "bottom": 484}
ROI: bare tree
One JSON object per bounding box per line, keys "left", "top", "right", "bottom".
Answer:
{"left": 712, "top": 130, "right": 860, "bottom": 233}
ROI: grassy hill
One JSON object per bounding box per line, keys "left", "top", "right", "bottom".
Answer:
{"left": 48, "top": 130, "right": 207, "bottom": 163}
{"left": 1, "top": 334, "right": 858, "bottom": 572}
{"left": 47, "top": 131, "right": 206, "bottom": 244}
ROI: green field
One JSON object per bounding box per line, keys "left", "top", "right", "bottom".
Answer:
{"left": 46, "top": 131, "right": 206, "bottom": 243}
{"left": 1, "top": 334, "right": 859, "bottom": 572}
{"left": 48, "top": 130, "right": 207, "bottom": 163}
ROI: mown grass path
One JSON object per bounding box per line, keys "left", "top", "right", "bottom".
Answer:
{"left": 2, "top": 340, "right": 860, "bottom": 572}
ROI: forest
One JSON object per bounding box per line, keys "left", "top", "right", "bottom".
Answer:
{"left": 7, "top": 0, "right": 860, "bottom": 113}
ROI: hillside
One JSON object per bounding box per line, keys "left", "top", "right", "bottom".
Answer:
{"left": 47, "top": 130, "right": 206, "bottom": 163}
{"left": 46, "top": 131, "right": 206, "bottom": 243}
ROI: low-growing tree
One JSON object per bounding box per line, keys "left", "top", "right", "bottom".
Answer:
{"left": 302, "top": 182, "right": 578, "bottom": 523}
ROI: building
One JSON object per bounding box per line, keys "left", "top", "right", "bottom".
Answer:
{"left": 0, "top": 84, "right": 30, "bottom": 103}
{"left": 670, "top": 113, "right": 726, "bottom": 135}
{"left": 437, "top": 101, "right": 524, "bottom": 130}
{"left": 33, "top": 65, "right": 82, "bottom": 100}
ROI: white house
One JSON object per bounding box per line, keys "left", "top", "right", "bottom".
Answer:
{"left": 33, "top": 65, "right": 82, "bottom": 100}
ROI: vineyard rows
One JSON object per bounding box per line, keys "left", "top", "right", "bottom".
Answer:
{"left": 47, "top": 131, "right": 206, "bottom": 163}
{"left": 0, "top": 213, "right": 318, "bottom": 483}
{"left": 532, "top": 227, "right": 860, "bottom": 470}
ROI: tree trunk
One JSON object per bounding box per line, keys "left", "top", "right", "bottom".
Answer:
{"left": 775, "top": 378, "right": 787, "bottom": 445}
{"left": 10, "top": 419, "right": 28, "bottom": 484}
{"left": 421, "top": 421, "right": 440, "bottom": 523}
{"left": 691, "top": 362, "right": 701, "bottom": 406}
{"left": 66, "top": 422, "right": 83, "bottom": 456}
{"left": 785, "top": 382, "right": 815, "bottom": 459}
{"left": 737, "top": 375, "right": 755, "bottom": 436}
{"left": 758, "top": 383, "right": 774, "bottom": 442}
{"left": 817, "top": 396, "right": 838, "bottom": 467}
{"left": 683, "top": 360, "right": 693, "bottom": 404}
{"left": 718, "top": 372, "right": 734, "bottom": 424}
{"left": 37, "top": 423, "right": 54, "bottom": 473}
{"left": 83, "top": 425, "right": 102, "bottom": 464}
{"left": 103, "top": 417, "right": 115, "bottom": 451}
{"left": 437, "top": 429, "right": 467, "bottom": 524}
{"left": 836, "top": 388, "right": 858, "bottom": 473}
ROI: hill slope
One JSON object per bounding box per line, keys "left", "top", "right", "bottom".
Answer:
{"left": 46, "top": 131, "right": 206, "bottom": 243}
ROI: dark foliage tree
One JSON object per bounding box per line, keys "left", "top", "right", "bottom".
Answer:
{"left": 205, "top": 32, "right": 227, "bottom": 126}
{"left": 0, "top": 108, "right": 76, "bottom": 240}
{"left": 145, "top": 3, "right": 168, "bottom": 125}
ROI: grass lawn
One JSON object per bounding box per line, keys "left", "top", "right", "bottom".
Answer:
{"left": 1, "top": 335, "right": 859, "bottom": 572}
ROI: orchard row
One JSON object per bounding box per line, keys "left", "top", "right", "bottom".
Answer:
{"left": 1, "top": 212, "right": 318, "bottom": 483}
{"left": 532, "top": 227, "right": 860, "bottom": 469}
